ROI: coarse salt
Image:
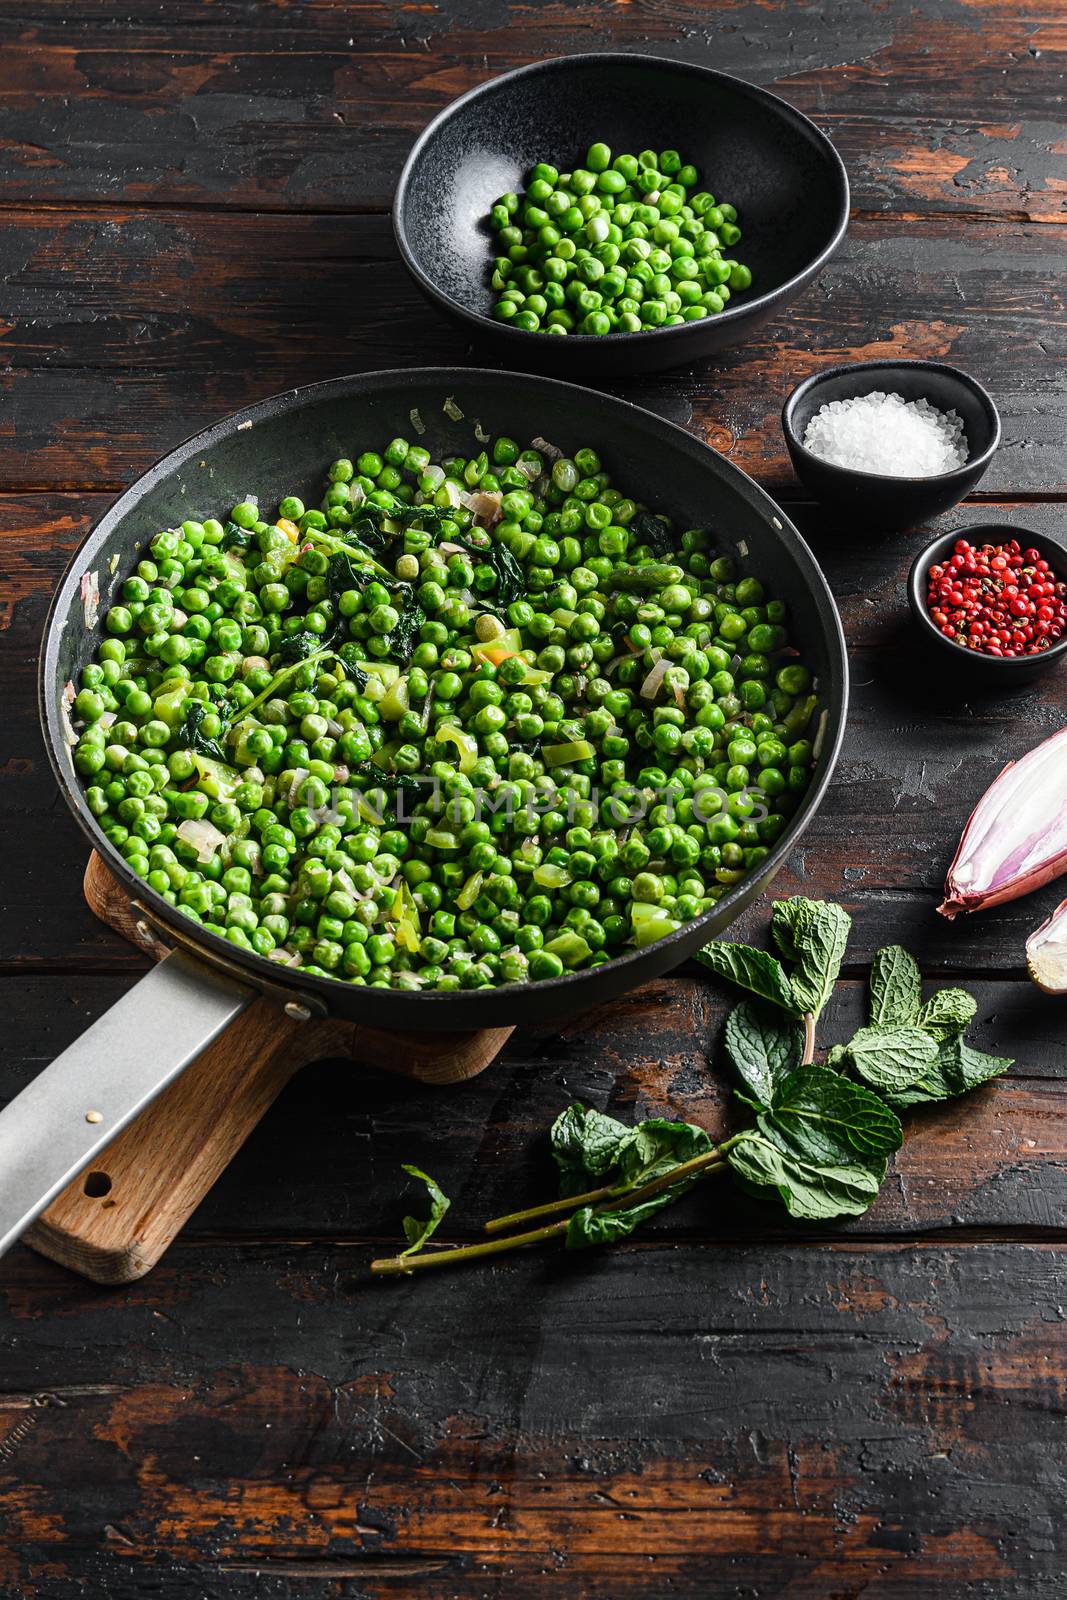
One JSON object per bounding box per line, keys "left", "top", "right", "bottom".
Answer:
{"left": 802, "top": 390, "right": 968, "bottom": 478}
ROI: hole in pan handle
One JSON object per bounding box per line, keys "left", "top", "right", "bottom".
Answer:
{"left": 0, "top": 949, "right": 256, "bottom": 1264}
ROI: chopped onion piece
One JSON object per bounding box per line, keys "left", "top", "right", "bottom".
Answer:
{"left": 468, "top": 490, "right": 503, "bottom": 526}
{"left": 334, "top": 867, "right": 358, "bottom": 899}
{"left": 177, "top": 818, "right": 227, "bottom": 863}
{"left": 640, "top": 652, "right": 669, "bottom": 699}
{"left": 473, "top": 419, "right": 490, "bottom": 443}
{"left": 80, "top": 570, "right": 100, "bottom": 629}
{"left": 285, "top": 766, "right": 310, "bottom": 806}
{"left": 409, "top": 406, "right": 426, "bottom": 435}
{"left": 59, "top": 680, "right": 78, "bottom": 746}
{"left": 1027, "top": 897, "right": 1067, "bottom": 994}
{"left": 425, "top": 827, "right": 460, "bottom": 850}
{"left": 531, "top": 435, "right": 562, "bottom": 463}
{"left": 443, "top": 395, "right": 464, "bottom": 421}
{"left": 939, "top": 726, "right": 1067, "bottom": 917}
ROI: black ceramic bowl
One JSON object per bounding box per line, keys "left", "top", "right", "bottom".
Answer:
{"left": 393, "top": 53, "right": 849, "bottom": 376}
{"left": 907, "top": 522, "right": 1067, "bottom": 686}
{"left": 782, "top": 360, "right": 1001, "bottom": 531}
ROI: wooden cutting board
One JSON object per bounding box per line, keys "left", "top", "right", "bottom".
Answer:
{"left": 23, "top": 853, "right": 513, "bottom": 1285}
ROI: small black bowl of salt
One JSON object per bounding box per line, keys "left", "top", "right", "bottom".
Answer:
{"left": 781, "top": 359, "right": 1000, "bottom": 531}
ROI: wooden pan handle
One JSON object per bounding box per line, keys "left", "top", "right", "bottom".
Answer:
{"left": 23, "top": 855, "right": 511, "bottom": 1283}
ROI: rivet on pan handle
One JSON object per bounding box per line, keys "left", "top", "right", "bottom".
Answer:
{"left": 129, "top": 897, "right": 330, "bottom": 1021}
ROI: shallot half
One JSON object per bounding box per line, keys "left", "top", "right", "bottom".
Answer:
{"left": 939, "top": 726, "right": 1067, "bottom": 918}
{"left": 1027, "top": 897, "right": 1067, "bottom": 995}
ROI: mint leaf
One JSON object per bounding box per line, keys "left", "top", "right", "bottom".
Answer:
{"left": 761, "top": 1065, "right": 903, "bottom": 1168}
{"left": 616, "top": 1118, "right": 713, "bottom": 1188}
{"left": 869, "top": 945, "right": 922, "bottom": 1027}
{"left": 772, "top": 898, "right": 851, "bottom": 1020}
{"left": 550, "top": 1103, "right": 630, "bottom": 1196}
{"left": 888, "top": 1037, "right": 1012, "bottom": 1108}
{"left": 565, "top": 1190, "right": 680, "bottom": 1250}
{"left": 724, "top": 999, "right": 804, "bottom": 1108}
{"left": 563, "top": 1120, "right": 713, "bottom": 1249}
{"left": 847, "top": 1025, "right": 940, "bottom": 1093}
{"left": 825, "top": 1043, "right": 848, "bottom": 1067}
{"left": 916, "top": 988, "right": 978, "bottom": 1043}
{"left": 694, "top": 941, "right": 795, "bottom": 1012}
{"left": 398, "top": 1165, "right": 451, "bottom": 1259}
{"left": 727, "top": 1134, "right": 884, "bottom": 1221}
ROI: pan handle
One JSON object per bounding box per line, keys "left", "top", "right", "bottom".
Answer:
{"left": 0, "top": 949, "right": 255, "bottom": 1262}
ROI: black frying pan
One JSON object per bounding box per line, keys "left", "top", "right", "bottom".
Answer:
{"left": 1, "top": 368, "right": 847, "bottom": 1258}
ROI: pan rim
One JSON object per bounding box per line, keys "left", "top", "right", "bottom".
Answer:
{"left": 40, "top": 365, "right": 848, "bottom": 1020}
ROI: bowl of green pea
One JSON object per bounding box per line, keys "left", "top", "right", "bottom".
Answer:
{"left": 394, "top": 53, "right": 849, "bottom": 374}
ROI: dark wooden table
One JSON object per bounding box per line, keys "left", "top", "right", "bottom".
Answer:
{"left": 2, "top": 3, "right": 1066, "bottom": 1594}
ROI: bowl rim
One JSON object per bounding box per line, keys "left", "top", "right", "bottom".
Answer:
{"left": 781, "top": 358, "right": 1002, "bottom": 488}
{"left": 392, "top": 50, "right": 850, "bottom": 351}
{"left": 906, "top": 520, "right": 1067, "bottom": 673}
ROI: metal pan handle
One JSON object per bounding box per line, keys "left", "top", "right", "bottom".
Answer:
{"left": 0, "top": 950, "right": 255, "bottom": 1262}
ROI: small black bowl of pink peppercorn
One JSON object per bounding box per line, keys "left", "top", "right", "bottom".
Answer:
{"left": 907, "top": 523, "right": 1067, "bottom": 685}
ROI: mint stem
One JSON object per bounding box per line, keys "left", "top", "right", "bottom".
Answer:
{"left": 372, "top": 1143, "right": 741, "bottom": 1276}
{"left": 802, "top": 1011, "right": 816, "bottom": 1066}
{"left": 371, "top": 1217, "right": 570, "bottom": 1276}
{"left": 483, "top": 1179, "right": 629, "bottom": 1235}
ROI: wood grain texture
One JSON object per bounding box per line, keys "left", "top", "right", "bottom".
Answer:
{"left": 0, "top": 213, "right": 1063, "bottom": 493}
{"left": 0, "top": 0, "right": 1062, "bottom": 220}
{"left": 1, "top": 1240, "right": 1066, "bottom": 1597}
{"left": 2, "top": 0, "right": 1066, "bottom": 1591}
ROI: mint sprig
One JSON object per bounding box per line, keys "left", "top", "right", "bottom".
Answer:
{"left": 371, "top": 900, "right": 1013, "bottom": 1276}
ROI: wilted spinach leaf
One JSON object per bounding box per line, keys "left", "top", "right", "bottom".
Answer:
{"left": 220, "top": 521, "right": 254, "bottom": 552}
{"left": 630, "top": 511, "right": 673, "bottom": 557}
{"left": 177, "top": 699, "right": 228, "bottom": 763}
{"left": 274, "top": 630, "right": 328, "bottom": 666}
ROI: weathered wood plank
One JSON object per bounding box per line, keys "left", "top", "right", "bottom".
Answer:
{"left": 2, "top": 972, "right": 1062, "bottom": 1241}
{"left": 0, "top": 212, "right": 1062, "bottom": 494}
{"left": 0, "top": 0, "right": 1062, "bottom": 220}
{"left": 0, "top": 1240, "right": 1064, "bottom": 1596}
